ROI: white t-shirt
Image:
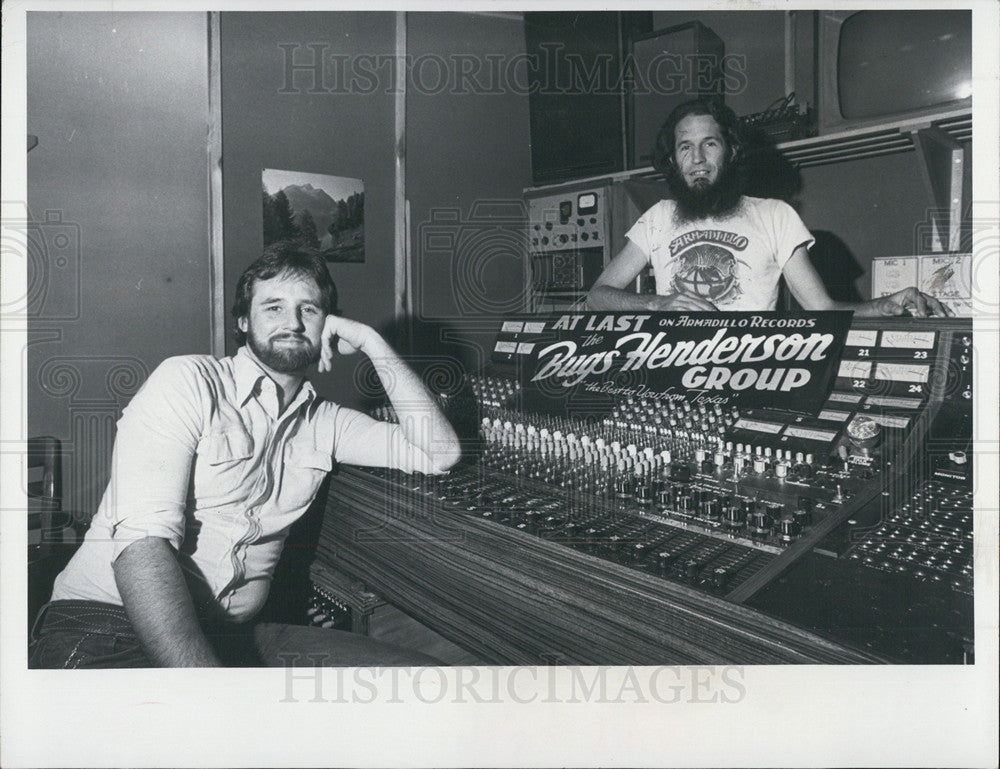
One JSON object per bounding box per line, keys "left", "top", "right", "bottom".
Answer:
{"left": 626, "top": 196, "right": 815, "bottom": 311}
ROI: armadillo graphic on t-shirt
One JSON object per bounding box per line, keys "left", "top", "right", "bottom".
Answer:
{"left": 667, "top": 229, "right": 750, "bottom": 305}
{"left": 625, "top": 197, "right": 815, "bottom": 311}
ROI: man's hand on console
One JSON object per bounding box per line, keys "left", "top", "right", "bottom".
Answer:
{"left": 648, "top": 292, "right": 719, "bottom": 312}
{"left": 865, "top": 287, "right": 953, "bottom": 318}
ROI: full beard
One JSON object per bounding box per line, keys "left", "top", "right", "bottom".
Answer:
{"left": 248, "top": 332, "right": 320, "bottom": 373}
{"left": 666, "top": 160, "right": 744, "bottom": 224}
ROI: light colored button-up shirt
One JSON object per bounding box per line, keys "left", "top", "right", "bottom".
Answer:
{"left": 52, "top": 347, "right": 437, "bottom": 622}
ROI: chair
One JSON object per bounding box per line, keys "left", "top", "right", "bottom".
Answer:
{"left": 27, "top": 436, "right": 61, "bottom": 561}
{"left": 28, "top": 437, "right": 77, "bottom": 631}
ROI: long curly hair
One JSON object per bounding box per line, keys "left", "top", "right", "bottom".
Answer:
{"left": 651, "top": 98, "right": 743, "bottom": 175}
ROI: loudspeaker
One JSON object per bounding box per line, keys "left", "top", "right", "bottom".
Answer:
{"left": 628, "top": 22, "right": 725, "bottom": 169}
{"left": 524, "top": 12, "right": 652, "bottom": 185}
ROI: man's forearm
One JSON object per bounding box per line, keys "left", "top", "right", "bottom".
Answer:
{"left": 828, "top": 299, "right": 876, "bottom": 317}
{"left": 588, "top": 285, "right": 719, "bottom": 312}
{"left": 113, "top": 536, "right": 220, "bottom": 667}
{"left": 364, "top": 336, "right": 461, "bottom": 472}
{"left": 587, "top": 285, "right": 660, "bottom": 311}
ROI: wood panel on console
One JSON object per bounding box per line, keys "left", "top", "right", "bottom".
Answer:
{"left": 320, "top": 467, "right": 886, "bottom": 665}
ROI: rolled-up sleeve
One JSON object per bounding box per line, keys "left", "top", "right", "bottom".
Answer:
{"left": 102, "top": 358, "right": 204, "bottom": 561}
{"left": 771, "top": 199, "right": 815, "bottom": 269}
{"left": 625, "top": 209, "right": 654, "bottom": 263}
{"left": 328, "top": 406, "right": 439, "bottom": 474}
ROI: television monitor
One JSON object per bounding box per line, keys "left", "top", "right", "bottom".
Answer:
{"left": 818, "top": 9, "right": 972, "bottom": 135}
{"left": 628, "top": 22, "right": 725, "bottom": 169}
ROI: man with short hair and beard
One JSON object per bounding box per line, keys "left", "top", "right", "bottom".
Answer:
{"left": 30, "top": 243, "right": 461, "bottom": 668}
{"left": 588, "top": 99, "right": 951, "bottom": 317}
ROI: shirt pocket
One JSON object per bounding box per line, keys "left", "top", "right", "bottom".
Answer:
{"left": 193, "top": 429, "right": 255, "bottom": 502}
{"left": 199, "top": 429, "right": 254, "bottom": 465}
{"left": 280, "top": 440, "right": 333, "bottom": 512}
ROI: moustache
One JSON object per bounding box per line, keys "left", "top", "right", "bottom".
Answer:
{"left": 271, "top": 333, "right": 312, "bottom": 345}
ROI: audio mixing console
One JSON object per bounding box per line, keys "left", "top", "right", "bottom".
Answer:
{"left": 318, "top": 315, "right": 975, "bottom": 664}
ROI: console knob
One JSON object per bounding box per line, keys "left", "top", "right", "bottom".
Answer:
{"left": 615, "top": 475, "right": 634, "bottom": 498}
{"left": 750, "top": 508, "right": 773, "bottom": 538}
{"left": 846, "top": 415, "right": 881, "bottom": 450}
{"left": 725, "top": 504, "right": 746, "bottom": 528}
{"left": 779, "top": 516, "right": 801, "bottom": 544}
{"left": 658, "top": 550, "right": 680, "bottom": 572}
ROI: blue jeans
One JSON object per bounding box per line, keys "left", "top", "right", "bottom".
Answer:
{"left": 29, "top": 600, "right": 442, "bottom": 668}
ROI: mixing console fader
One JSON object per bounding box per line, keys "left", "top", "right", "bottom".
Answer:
{"left": 423, "top": 461, "right": 777, "bottom": 595}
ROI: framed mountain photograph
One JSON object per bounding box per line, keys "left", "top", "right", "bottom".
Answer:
{"left": 262, "top": 168, "right": 365, "bottom": 263}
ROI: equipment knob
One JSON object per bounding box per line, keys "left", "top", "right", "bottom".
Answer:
{"left": 846, "top": 415, "right": 881, "bottom": 450}
{"left": 703, "top": 499, "right": 722, "bottom": 522}
{"left": 779, "top": 516, "right": 801, "bottom": 544}
{"left": 750, "top": 509, "right": 773, "bottom": 539}
{"left": 625, "top": 541, "right": 651, "bottom": 565}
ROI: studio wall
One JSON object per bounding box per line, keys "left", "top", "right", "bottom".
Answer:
{"left": 406, "top": 11, "right": 533, "bottom": 372}
{"left": 219, "top": 12, "right": 398, "bottom": 410}
{"left": 26, "top": 12, "right": 212, "bottom": 515}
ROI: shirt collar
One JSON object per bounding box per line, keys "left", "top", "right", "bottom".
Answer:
{"left": 233, "top": 346, "right": 317, "bottom": 410}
